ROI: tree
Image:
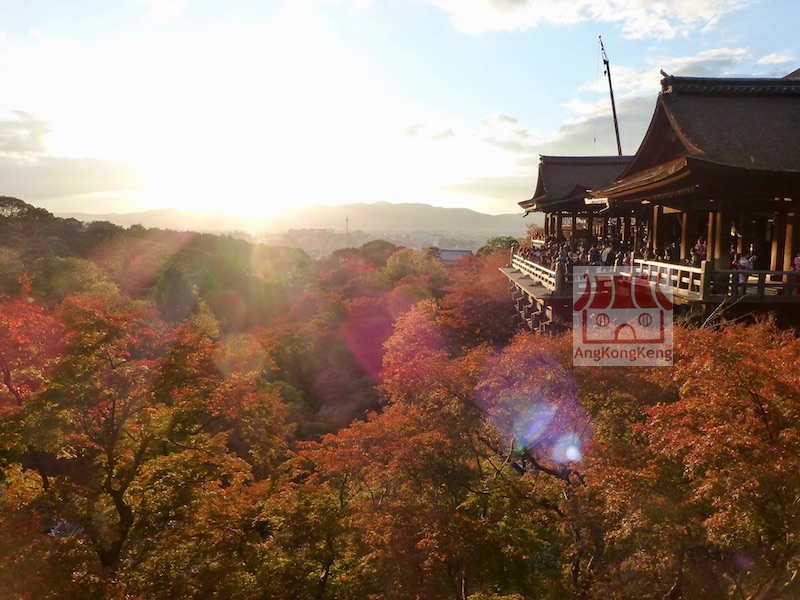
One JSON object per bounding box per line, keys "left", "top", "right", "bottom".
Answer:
{"left": 478, "top": 236, "right": 519, "bottom": 255}
{"left": 278, "top": 303, "right": 573, "bottom": 598}
{"left": 359, "top": 239, "right": 399, "bottom": 267}
{"left": 629, "top": 323, "right": 800, "bottom": 598}
{"left": 0, "top": 289, "right": 291, "bottom": 595}
{"left": 383, "top": 248, "right": 447, "bottom": 289}
{"left": 437, "top": 249, "right": 515, "bottom": 349}
{"left": 0, "top": 286, "right": 63, "bottom": 411}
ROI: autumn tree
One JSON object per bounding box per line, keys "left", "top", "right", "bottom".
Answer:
{"left": 437, "top": 249, "right": 515, "bottom": 349}
{"left": 586, "top": 322, "right": 800, "bottom": 599}
{"left": 0, "top": 288, "right": 291, "bottom": 596}
{"left": 274, "top": 302, "right": 573, "bottom": 599}
{"left": 0, "top": 301, "right": 59, "bottom": 413}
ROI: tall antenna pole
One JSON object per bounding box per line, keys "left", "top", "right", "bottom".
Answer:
{"left": 600, "top": 36, "right": 623, "bottom": 156}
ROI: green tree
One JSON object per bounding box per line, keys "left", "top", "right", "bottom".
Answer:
{"left": 478, "top": 235, "right": 519, "bottom": 255}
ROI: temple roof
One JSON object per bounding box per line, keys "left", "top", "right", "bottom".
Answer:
{"left": 593, "top": 74, "right": 800, "bottom": 204}
{"left": 519, "top": 155, "right": 632, "bottom": 214}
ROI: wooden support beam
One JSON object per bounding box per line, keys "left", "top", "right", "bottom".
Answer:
{"left": 784, "top": 208, "right": 797, "bottom": 277}
{"left": 680, "top": 212, "right": 690, "bottom": 261}
{"left": 713, "top": 205, "right": 726, "bottom": 269}
{"left": 771, "top": 211, "right": 786, "bottom": 271}
{"left": 651, "top": 205, "right": 662, "bottom": 253}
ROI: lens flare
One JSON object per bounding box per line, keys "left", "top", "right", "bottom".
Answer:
{"left": 552, "top": 434, "right": 582, "bottom": 464}
{"left": 516, "top": 403, "right": 556, "bottom": 448}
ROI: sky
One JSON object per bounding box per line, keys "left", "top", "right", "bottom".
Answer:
{"left": 0, "top": 0, "right": 798, "bottom": 219}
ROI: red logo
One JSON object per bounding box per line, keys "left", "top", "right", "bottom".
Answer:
{"left": 574, "top": 272, "right": 672, "bottom": 344}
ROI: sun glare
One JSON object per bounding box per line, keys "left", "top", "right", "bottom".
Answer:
{"left": 30, "top": 4, "right": 524, "bottom": 220}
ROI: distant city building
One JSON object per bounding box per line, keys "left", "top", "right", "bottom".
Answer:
{"left": 437, "top": 249, "right": 473, "bottom": 264}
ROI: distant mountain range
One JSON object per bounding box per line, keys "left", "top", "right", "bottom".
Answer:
{"left": 55, "top": 202, "right": 541, "bottom": 237}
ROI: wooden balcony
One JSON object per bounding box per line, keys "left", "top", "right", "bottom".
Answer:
{"left": 502, "top": 252, "right": 800, "bottom": 315}
{"left": 631, "top": 260, "right": 800, "bottom": 304}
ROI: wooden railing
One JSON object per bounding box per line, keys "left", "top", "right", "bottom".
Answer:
{"left": 631, "top": 260, "right": 704, "bottom": 300}
{"left": 707, "top": 270, "right": 800, "bottom": 302}
{"left": 510, "top": 254, "right": 558, "bottom": 290}
{"left": 508, "top": 252, "right": 800, "bottom": 304}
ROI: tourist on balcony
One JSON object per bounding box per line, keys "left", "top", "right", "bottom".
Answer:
{"left": 588, "top": 243, "right": 600, "bottom": 265}
{"left": 732, "top": 252, "right": 752, "bottom": 295}
{"left": 688, "top": 247, "right": 701, "bottom": 268}
{"left": 694, "top": 237, "right": 707, "bottom": 262}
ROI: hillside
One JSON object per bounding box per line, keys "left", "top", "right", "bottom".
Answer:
{"left": 56, "top": 201, "right": 540, "bottom": 236}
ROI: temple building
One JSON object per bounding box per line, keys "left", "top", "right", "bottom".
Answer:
{"left": 502, "top": 71, "right": 800, "bottom": 333}
{"left": 520, "top": 155, "right": 632, "bottom": 245}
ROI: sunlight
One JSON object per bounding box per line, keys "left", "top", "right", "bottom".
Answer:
{"left": 21, "top": 3, "right": 527, "bottom": 218}
{"left": 41, "top": 7, "right": 402, "bottom": 218}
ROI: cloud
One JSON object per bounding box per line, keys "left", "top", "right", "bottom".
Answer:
{"left": 431, "top": 128, "right": 456, "bottom": 140}
{"left": 481, "top": 113, "right": 544, "bottom": 153}
{"left": 657, "top": 47, "right": 751, "bottom": 77}
{"left": 437, "top": 173, "right": 541, "bottom": 210}
{"left": 0, "top": 155, "right": 143, "bottom": 201}
{"left": 423, "top": 0, "right": 751, "bottom": 40}
{"left": 404, "top": 124, "right": 426, "bottom": 137}
{"left": 757, "top": 52, "right": 793, "bottom": 65}
{"left": 402, "top": 123, "right": 456, "bottom": 140}
{"left": 0, "top": 111, "right": 51, "bottom": 156}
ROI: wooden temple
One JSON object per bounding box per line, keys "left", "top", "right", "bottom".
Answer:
{"left": 502, "top": 71, "right": 800, "bottom": 333}
{"left": 519, "top": 155, "right": 632, "bottom": 245}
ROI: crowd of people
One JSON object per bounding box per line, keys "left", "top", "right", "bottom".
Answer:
{"left": 514, "top": 234, "right": 800, "bottom": 295}
{"left": 514, "top": 235, "right": 687, "bottom": 274}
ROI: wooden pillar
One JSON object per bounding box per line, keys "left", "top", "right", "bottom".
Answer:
{"left": 771, "top": 211, "right": 786, "bottom": 271}
{"left": 651, "top": 205, "right": 662, "bottom": 253}
{"left": 633, "top": 214, "right": 641, "bottom": 256}
{"left": 783, "top": 208, "right": 797, "bottom": 275}
{"left": 622, "top": 216, "right": 631, "bottom": 247}
{"left": 706, "top": 210, "right": 716, "bottom": 263}
{"left": 555, "top": 213, "right": 563, "bottom": 242}
{"left": 713, "top": 205, "right": 726, "bottom": 269}
{"left": 680, "top": 212, "right": 690, "bottom": 261}
{"left": 586, "top": 211, "right": 594, "bottom": 242}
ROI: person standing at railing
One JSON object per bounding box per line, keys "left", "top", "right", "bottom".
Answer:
{"left": 589, "top": 243, "right": 601, "bottom": 265}
{"left": 688, "top": 247, "right": 701, "bottom": 268}
{"left": 732, "top": 252, "right": 752, "bottom": 295}
{"left": 694, "top": 237, "right": 707, "bottom": 262}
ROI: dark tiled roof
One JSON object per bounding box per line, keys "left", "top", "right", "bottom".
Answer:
{"left": 594, "top": 74, "right": 800, "bottom": 201}
{"left": 660, "top": 75, "right": 800, "bottom": 172}
{"left": 519, "top": 155, "right": 632, "bottom": 212}
{"left": 438, "top": 249, "right": 473, "bottom": 263}
{"left": 784, "top": 68, "right": 800, "bottom": 79}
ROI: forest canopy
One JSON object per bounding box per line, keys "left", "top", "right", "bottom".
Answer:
{"left": 0, "top": 197, "right": 799, "bottom": 599}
